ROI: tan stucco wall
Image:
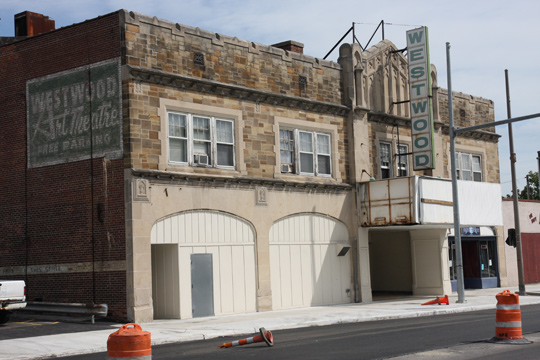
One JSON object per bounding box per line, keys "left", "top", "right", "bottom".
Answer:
{"left": 410, "top": 229, "right": 452, "bottom": 296}
{"left": 126, "top": 173, "right": 357, "bottom": 322}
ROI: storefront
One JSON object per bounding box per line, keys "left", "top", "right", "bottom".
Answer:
{"left": 449, "top": 227, "right": 499, "bottom": 290}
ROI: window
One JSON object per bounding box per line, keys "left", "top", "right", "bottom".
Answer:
{"left": 397, "top": 144, "right": 409, "bottom": 177}
{"left": 279, "top": 129, "right": 295, "bottom": 173}
{"left": 279, "top": 128, "right": 332, "bottom": 177}
{"left": 379, "top": 141, "right": 410, "bottom": 179}
{"left": 216, "top": 119, "right": 234, "bottom": 166}
{"left": 480, "top": 240, "right": 497, "bottom": 278}
{"left": 380, "top": 142, "right": 392, "bottom": 179}
{"left": 449, "top": 237, "right": 497, "bottom": 281}
{"left": 317, "top": 133, "right": 331, "bottom": 175}
{"left": 457, "top": 152, "right": 482, "bottom": 182}
{"left": 168, "top": 111, "right": 235, "bottom": 168}
{"left": 299, "top": 131, "right": 314, "bottom": 173}
{"left": 168, "top": 113, "right": 188, "bottom": 163}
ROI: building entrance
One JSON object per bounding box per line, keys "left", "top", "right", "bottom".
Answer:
{"left": 449, "top": 229, "right": 498, "bottom": 290}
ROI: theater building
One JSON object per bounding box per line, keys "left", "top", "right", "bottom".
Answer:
{"left": 0, "top": 9, "right": 504, "bottom": 322}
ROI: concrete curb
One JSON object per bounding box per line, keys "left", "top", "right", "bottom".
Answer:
{"left": 2, "top": 287, "right": 540, "bottom": 360}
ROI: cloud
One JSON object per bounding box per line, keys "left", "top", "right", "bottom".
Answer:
{"left": 2, "top": 0, "right": 539, "bottom": 195}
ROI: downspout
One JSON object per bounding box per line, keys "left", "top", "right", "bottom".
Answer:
{"left": 24, "top": 94, "right": 29, "bottom": 284}
{"left": 354, "top": 183, "right": 360, "bottom": 303}
{"left": 86, "top": 40, "right": 96, "bottom": 305}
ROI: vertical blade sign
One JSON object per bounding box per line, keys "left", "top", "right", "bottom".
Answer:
{"left": 407, "top": 26, "right": 435, "bottom": 170}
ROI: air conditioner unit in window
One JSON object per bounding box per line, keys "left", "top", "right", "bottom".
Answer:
{"left": 281, "top": 163, "right": 293, "bottom": 173}
{"left": 194, "top": 153, "right": 209, "bottom": 166}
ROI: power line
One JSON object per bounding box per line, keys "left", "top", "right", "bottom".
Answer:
{"left": 353, "top": 22, "right": 422, "bottom": 27}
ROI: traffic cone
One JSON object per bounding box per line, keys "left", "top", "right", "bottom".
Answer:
{"left": 439, "top": 295, "right": 449, "bottom": 305}
{"left": 421, "top": 295, "right": 449, "bottom": 305}
{"left": 218, "top": 327, "right": 274, "bottom": 349}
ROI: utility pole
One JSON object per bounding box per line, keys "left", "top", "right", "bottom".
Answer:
{"left": 505, "top": 69, "right": 526, "bottom": 295}
{"left": 526, "top": 175, "right": 530, "bottom": 200}
{"left": 447, "top": 42, "right": 466, "bottom": 303}
{"left": 445, "top": 63, "right": 540, "bottom": 301}
{"left": 537, "top": 151, "right": 540, "bottom": 186}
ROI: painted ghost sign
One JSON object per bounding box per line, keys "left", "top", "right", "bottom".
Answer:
{"left": 27, "top": 58, "right": 122, "bottom": 168}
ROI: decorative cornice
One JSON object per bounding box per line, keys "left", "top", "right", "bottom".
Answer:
{"left": 130, "top": 168, "right": 353, "bottom": 193}
{"left": 441, "top": 125, "right": 501, "bottom": 141}
{"left": 126, "top": 65, "right": 350, "bottom": 116}
{"left": 368, "top": 112, "right": 413, "bottom": 128}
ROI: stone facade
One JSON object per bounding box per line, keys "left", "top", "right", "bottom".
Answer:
{"left": 121, "top": 11, "right": 355, "bottom": 321}
{"left": 123, "top": 11, "right": 348, "bottom": 181}
{"left": 0, "top": 9, "right": 503, "bottom": 323}
{"left": 339, "top": 39, "right": 499, "bottom": 184}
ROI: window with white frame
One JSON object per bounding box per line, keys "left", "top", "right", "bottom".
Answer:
{"left": 316, "top": 133, "right": 331, "bottom": 175}
{"left": 457, "top": 152, "right": 482, "bottom": 182}
{"left": 397, "top": 144, "right": 409, "bottom": 177}
{"left": 279, "top": 129, "right": 295, "bottom": 173}
{"left": 279, "top": 128, "right": 332, "bottom": 176}
{"left": 168, "top": 111, "right": 235, "bottom": 168}
{"left": 380, "top": 142, "right": 392, "bottom": 179}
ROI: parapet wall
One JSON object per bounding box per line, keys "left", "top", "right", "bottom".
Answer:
{"left": 121, "top": 10, "right": 343, "bottom": 104}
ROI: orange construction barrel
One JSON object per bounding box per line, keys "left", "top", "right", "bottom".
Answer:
{"left": 107, "top": 323, "right": 152, "bottom": 359}
{"left": 489, "top": 290, "right": 531, "bottom": 344}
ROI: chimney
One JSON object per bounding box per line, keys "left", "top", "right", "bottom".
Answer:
{"left": 14, "top": 11, "right": 55, "bottom": 37}
{"left": 272, "top": 40, "right": 304, "bottom": 54}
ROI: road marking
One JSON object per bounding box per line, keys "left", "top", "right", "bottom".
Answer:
{"left": 13, "top": 320, "right": 59, "bottom": 326}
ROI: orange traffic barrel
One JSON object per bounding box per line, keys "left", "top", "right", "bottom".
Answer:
{"left": 489, "top": 290, "right": 531, "bottom": 344}
{"left": 107, "top": 323, "right": 152, "bottom": 359}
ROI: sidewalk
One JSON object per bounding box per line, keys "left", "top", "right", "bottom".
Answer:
{"left": 2, "top": 285, "right": 540, "bottom": 360}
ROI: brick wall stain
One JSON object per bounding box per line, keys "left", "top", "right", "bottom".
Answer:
{"left": 0, "top": 12, "right": 126, "bottom": 320}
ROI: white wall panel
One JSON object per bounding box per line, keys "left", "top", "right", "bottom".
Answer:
{"left": 320, "top": 245, "right": 333, "bottom": 305}
{"left": 279, "top": 244, "right": 292, "bottom": 308}
{"left": 244, "top": 246, "right": 257, "bottom": 311}
{"left": 290, "top": 244, "right": 303, "bottom": 307}
{"left": 231, "top": 246, "right": 246, "bottom": 312}
{"left": 331, "top": 247, "right": 343, "bottom": 303}
{"left": 312, "top": 244, "right": 324, "bottom": 305}
{"left": 178, "top": 247, "right": 192, "bottom": 317}
{"left": 151, "top": 211, "right": 256, "bottom": 319}
{"left": 151, "top": 244, "right": 180, "bottom": 319}
{"left": 206, "top": 245, "right": 220, "bottom": 313}
{"left": 219, "top": 246, "right": 234, "bottom": 314}
{"left": 269, "top": 245, "right": 282, "bottom": 309}
{"left": 300, "top": 245, "right": 312, "bottom": 306}
{"left": 270, "top": 214, "right": 351, "bottom": 310}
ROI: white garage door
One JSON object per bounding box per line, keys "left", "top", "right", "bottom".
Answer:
{"left": 269, "top": 213, "right": 352, "bottom": 310}
{"left": 151, "top": 210, "right": 256, "bottom": 319}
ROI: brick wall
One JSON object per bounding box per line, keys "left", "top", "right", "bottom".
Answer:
{"left": 0, "top": 11, "right": 127, "bottom": 320}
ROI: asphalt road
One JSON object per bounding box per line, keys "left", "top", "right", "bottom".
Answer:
{"left": 51, "top": 303, "right": 540, "bottom": 360}
{"left": 0, "top": 312, "right": 119, "bottom": 341}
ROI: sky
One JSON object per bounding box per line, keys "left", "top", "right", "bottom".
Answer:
{"left": 1, "top": 0, "right": 539, "bottom": 196}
